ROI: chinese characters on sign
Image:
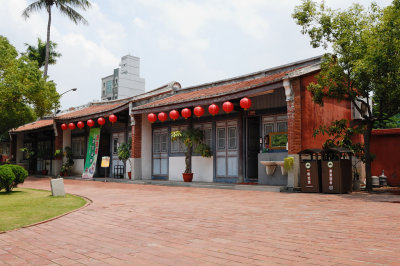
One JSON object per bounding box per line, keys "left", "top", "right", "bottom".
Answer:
{"left": 82, "top": 128, "right": 101, "bottom": 179}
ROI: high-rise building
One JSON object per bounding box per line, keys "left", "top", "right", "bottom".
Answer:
{"left": 101, "top": 55, "right": 145, "bottom": 101}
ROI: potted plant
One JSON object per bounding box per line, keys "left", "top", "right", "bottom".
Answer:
{"left": 61, "top": 146, "right": 74, "bottom": 176}
{"left": 171, "top": 126, "right": 212, "bottom": 182}
{"left": 20, "top": 146, "right": 35, "bottom": 174}
{"left": 117, "top": 142, "right": 132, "bottom": 179}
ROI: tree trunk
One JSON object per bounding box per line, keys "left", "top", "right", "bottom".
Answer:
{"left": 43, "top": 6, "right": 52, "bottom": 78}
{"left": 364, "top": 120, "right": 373, "bottom": 191}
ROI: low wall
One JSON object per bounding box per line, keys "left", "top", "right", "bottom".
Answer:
{"left": 371, "top": 129, "right": 400, "bottom": 186}
{"left": 258, "top": 151, "right": 288, "bottom": 186}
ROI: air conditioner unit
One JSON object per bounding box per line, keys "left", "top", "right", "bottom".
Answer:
{"left": 351, "top": 97, "right": 372, "bottom": 120}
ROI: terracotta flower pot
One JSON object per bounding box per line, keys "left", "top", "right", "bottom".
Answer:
{"left": 182, "top": 173, "right": 193, "bottom": 182}
{"left": 128, "top": 172, "right": 132, "bottom": 179}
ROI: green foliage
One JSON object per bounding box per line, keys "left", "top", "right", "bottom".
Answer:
{"left": 0, "top": 165, "right": 16, "bottom": 192}
{"left": 22, "top": 0, "right": 91, "bottom": 77}
{"left": 270, "top": 134, "right": 288, "bottom": 148}
{"left": 61, "top": 146, "right": 74, "bottom": 174}
{"left": 117, "top": 142, "right": 132, "bottom": 171}
{"left": 293, "top": 0, "right": 400, "bottom": 190}
{"left": 374, "top": 113, "right": 400, "bottom": 129}
{"left": 171, "top": 127, "right": 212, "bottom": 173}
{"left": 284, "top": 157, "right": 294, "bottom": 172}
{"left": 7, "top": 164, "right": 28, "bottom": 188}
{"left": 0, "top": 36, "right": 59, "bottom": 135}
{"left": 23, "top": 38, "right": 61, "bottom": 68}
{"left": 313, "top": 119, "right": 365, "bottom": 161}
{"left": 20, "top": 146, "right": 35, "bottom": 161}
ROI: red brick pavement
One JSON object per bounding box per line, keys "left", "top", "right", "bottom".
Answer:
{"left": 1, "top": 177, "right": 400, "bottom": 265}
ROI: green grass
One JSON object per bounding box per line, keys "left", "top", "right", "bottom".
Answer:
{"left": 0, "top": 188, "right": 86, "bottom": 231}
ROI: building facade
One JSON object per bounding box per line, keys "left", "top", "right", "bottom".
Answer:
{"left": 101, "top": 55, "right": 145, "bottom": 101}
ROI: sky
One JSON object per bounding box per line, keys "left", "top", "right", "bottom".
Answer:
{"left": 0, "top": 0, "right": 392, "bottom": 110}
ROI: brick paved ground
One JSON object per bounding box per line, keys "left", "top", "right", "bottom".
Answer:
{"left": 1, "top": 177, "right": 400, "bottom": 265}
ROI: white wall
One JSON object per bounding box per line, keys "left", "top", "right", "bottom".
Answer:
{"left": 192, "top": 156, "right": 213, "bottom": 182}
{"left": 141, "top": 114, "right": 152, "bottom": 180}
{"left": 169, "top": 156, "right": 214, "bottom": 182}
{"left": 71, "top": 159, "right": 84, "bottom": 176}
{"left": 169, "top": 157, "right": 185, "bottom": 181}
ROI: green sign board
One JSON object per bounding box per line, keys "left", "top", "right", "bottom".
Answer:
{"left": 82, "top": 128, "right": 101, "bottom": 179}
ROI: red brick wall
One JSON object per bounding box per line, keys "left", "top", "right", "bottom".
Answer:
{"left": 131, "top": 114, "right": 142, "bottom": 158}
{"left": 370, "top": 129, "right": 400, "bottom": 186}
{"left": 300, "top": 73, "right": 351, "bottom": 150}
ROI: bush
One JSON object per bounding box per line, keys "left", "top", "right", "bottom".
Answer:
{"left": 0, "top": 165, "right": 28, "bottom": 192}
{"left": 0, "top": 165, "right": 16, "bottom": 192}
{"left": 7, "top": 164, "right": 28, "bottom": 188}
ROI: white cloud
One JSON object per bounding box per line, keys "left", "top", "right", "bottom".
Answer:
{"left": 133, "top": 17, "right": 147, "bottom": 29}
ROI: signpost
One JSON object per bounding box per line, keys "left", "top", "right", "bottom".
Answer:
{"left": 101, "top": 156, "right": 110, "bottom": 182}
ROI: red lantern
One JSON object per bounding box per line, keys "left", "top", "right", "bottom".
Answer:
{"left": 68, "top": 123, "right": 76, "bottom": 130}
{"left": 87, "top": 119, "right": 95, "bottom": 127}
{"left": 109, "top": 114, "right": 117, "bottom": 123}
{"left": 169, "top": 110, "right": 179, "bottom": 121}
{"left": 98, "top": 117, "right": 105, "bottom": 126}
{"left": 61, "top": 123, "right": 68, "bottom": 130}
{"left": 208, "top": 104, "right": 219, "bottom": 116}
{"left": 240, "top": 97, "right": 252, "bottom": 110}
{"left": 194, "top": 106, "right": 204, "bottom": 118}
{"left": 222, "top": 101, "right": 234, "bottom": 113}
{"left": 147, "top": 113, "right": 157, "bottom": 123}
{"left": 158, "top": 112, "right": 167, "bottom": 122}
{"left": 77, "top": 121, "right": 85, "bottom": 129}
{"left": 181, "top": 108, "right": 191, "bottom": 119}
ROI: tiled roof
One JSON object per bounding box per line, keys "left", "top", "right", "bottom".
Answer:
{"left": 56, "top": 102, "right": 127, "bottom": 120}
{"left": 132, "top": 69, "right": 293, "bottom": 111}
{"left": 11, "top": 119, "right": 54, "bottom": 133}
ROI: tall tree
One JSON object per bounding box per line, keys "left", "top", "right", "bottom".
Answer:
{"left": 24, "top": 37, "right": 61, "bottom": 68}
{"left": 22, "top": 0, "right": 91, "bottom": 78}
{"left": 293, "top": 0, "right": 400, "bottom": 190}
{"left": 0, "top": 36, "right": 59, "bottom": 135}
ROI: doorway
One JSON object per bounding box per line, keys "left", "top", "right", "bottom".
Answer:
{"left": 246, "top": 116, "right": 260, "bottom": 182}
{"left": 96, "top": 132, "right": 110, "bottom": 177}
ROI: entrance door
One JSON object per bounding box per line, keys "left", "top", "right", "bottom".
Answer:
{"left": 246, "top": 117, "right": 260, "bottom": 181}
{"left": 152, "top": 128, "right": 168, "bottom": 179}
{"left": 215, "top": 120, "right": 239, "bottom": 181}
{"left": 96, "top": 132, "right": 110, "bottom": 177}
{"left": 111, "top": 132, "right": 125, "bottom": 178}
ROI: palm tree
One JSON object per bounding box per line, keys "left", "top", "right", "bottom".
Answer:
{"left": 22, "top": 0, "right": 91, "bottom": 78}
{"left": 24, "top": 37, "right": 62, "bottom": 68}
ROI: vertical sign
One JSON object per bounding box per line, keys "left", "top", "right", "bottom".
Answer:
{"left": 82, "top": 128, "right": 101, "bottom": 179}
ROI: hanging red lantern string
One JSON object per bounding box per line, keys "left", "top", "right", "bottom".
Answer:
{"left": 147, "top": 113, "right": 157, "bottom": 123}
{"left": 109, "top": 114, "right": 117, "bottom": 123}
{"left": 98, "top": 117, "right": 106, "bottom": 126}
{"left": 194, "top": 106, "right": 204, "bottom": 118}
{"left": 169, "top": 110, "right": 179, "bottom": 121}
{"left": 240, "top": 97, "right": 252, "bottom": 110}
{"left": 77, "top": 121, "right": 85, "bottom": 129}
{"left": 87, "top": 119, "right": 95, "bottom": 127}
{"left": 158, "top": 112, "right": 167, "bottom": 122}
{"left": 208, "top": 104, "right": 219, "bottom": 116}
{"left": 181, "top": 108, "right": 191, "bottom": 119}
{"left": 222, "top": 101, "right": 234, "bottom": 113}
{"left": 68, "top": 122, "right": 76, "bottom": 130}
{"left": 61, "top": 123, "right": 68, "bottom": 130}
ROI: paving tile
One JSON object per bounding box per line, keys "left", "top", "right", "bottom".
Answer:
{"left": 0, "top": 177, "right": 398, "bottom": 265}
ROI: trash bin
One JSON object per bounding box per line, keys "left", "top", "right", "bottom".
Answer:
{"left": 321, "top": 147, "right": 353, "bottom": 194}
{"left": 299, "top": 149, "right": 323, "bottom": 193}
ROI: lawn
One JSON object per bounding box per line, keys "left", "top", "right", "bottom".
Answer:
{"left": 0, "top": 188, "right": 86, "bottom": 231}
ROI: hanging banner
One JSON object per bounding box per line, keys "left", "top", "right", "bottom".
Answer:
{"left": 82, "top": 128, "right": 101, "bottom": 179}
